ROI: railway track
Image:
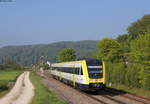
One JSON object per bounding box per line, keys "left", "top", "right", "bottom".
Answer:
{"left": 81, "top": 90, "right": 131, "bottom": 104}
{"left": 82, "top": 93, "right": 108, "bottom": 104}
{"left": 105, "top": 87, "right": 150, "bottom": 104}
{"left": 82, "top": 89, "right": 150, "bottom": 104}
{"left": 43, "top": 71, "right": 150, "bottom": 104}
{"left": 75, "top": 86, "right": 150, "bottom": 104}
{"left": 44, "top": 71, "right": 125, "bottom": 104}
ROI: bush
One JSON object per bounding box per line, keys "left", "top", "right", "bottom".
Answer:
{"left": 139, "top": 64, "right": 150, "bottom": 89}
{"left": 106, "top": 62, "right": 126, "bottom": 84}
{"left": 112, "top": 63, "right": 126, "bottom": 84}
{"left": 125, "top": 64, "right": 140, "bottom": 88}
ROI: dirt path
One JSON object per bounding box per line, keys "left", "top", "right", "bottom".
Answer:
{"left": 0, "top": 71, "right": 34, "bottom": 104}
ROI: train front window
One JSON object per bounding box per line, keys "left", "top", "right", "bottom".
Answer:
{"left": 88, "top": 66, "right": 103, "bottom": 78}
{"left": 85, "top": 59, "right": 103, "bottom": 78}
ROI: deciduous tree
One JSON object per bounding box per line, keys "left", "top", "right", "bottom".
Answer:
{"left": 97, "top": 38, "right": 121, "bottom": 62}
{"left": 127, "top": 14, "right": 150, "bottom": 39}
{"left": 58, "top": 48, "right": 76, "bottom": 62}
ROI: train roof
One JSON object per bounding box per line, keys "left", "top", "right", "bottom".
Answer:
{"left": 77, "top": 58, "right": 102, "bottom": 62}
{"left": 51, "top": 58, "right": 102, "bottom": 65}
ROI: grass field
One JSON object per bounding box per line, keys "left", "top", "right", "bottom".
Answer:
{"left": 111, "top": 84, "right": 150, "bottom": 98}
{"left": 0, "top": 70, "right": 23, "bottom": 97}
{"left": 30, "top": 72, "right": 67, "bottom": 104}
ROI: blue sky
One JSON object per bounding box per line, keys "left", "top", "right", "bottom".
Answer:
{"left": 0, "top": 0, "right": 150, "bottom": 47}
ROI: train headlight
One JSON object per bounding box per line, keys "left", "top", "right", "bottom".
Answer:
{"left": 93, "top": 83, "right": 100, "bottom": 87}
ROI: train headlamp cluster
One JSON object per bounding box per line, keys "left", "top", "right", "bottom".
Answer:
{"left": 90, "top": 83, "right": 101, "bottom": 88}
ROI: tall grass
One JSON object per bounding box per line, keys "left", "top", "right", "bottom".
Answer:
{"left": 111, "top": 84, "right": 150, "bottom": 98}
{"left": 30, "top": 72, "right": 67, "bottom": 104}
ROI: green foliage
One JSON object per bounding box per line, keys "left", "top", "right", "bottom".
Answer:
{"left": 112, "top": 63, "right": 126, "bottom": 84}
{"left": 130, "top": 33, "right": 150, "bottom": 88}
{"left": 106, "top": 62, "right": 141, "bottom": 88}
{"left": 111, "top": 84, "right": 150, "bottom": 98}
{"left": 131, "top": 33, "right": 150, "bottom": 62}
{"left": 131, "top": 33, "right": 150, "bottom": 88}
{"left": 139, "top": 65, "right": 150, "bottom": 89}
{"left": 117, "top": 34, "right": 129, "bottom": 43}
{"left": 99, "top": 15, "right": 150, "bottom": 90}
{"left": 30, "top": 72, "right": 67, "bottom": 104}
{"left": 105, "top": 62, "right": 112, "bottom": 82}
{"left": 125, "top": 64, "right": 140, "bottom": 88}
{"left": 116, "top": 34, "right": 130, "bottom": 53}
{"left": 106, "top": 62, "right": 126, "bottom": 84}
{"left": 58, "top": 48, "right": 76, "bottom": 62}
{"left": 117, "top": 34, "right": 131, "bottom": 62}
{"left": 127, "top": 14, "right": 150, "bottom": 39}
{"left": 0, "top": 70, "right": 23, "bottom": 96}
{"left": 0, "top": 64, "right": 24, "bottom": 70}
{"left": 42, "top": 64, "right": 49, "bottom": 70}
{"left": 0, "top": 40, "right": 97, "bottom": 66}
{"left": 97, "top": 38, "right": 121, "bottom": 62}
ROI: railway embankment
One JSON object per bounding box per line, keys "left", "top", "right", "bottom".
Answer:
{"left": 41, "top": 70, "right": 150, "bottom": 104}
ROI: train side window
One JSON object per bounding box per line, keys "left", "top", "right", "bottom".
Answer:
{"left": 61, "top": 67, "right": 63, "bottom": 72}
{"left": 71, "top": 67, "right": 74, "bottom": 74}
{"left": 74, "top": 68, "right": 76, "bottom": 74}
{"left": 63, "top": 67, "right": 65, "bottom": 72}
{"left": 59, "top": 67, "right": 61, "bottom": 71}
{"left": 77, "top": 68, "right": 79, "bottom": 75}
{"left": 64, "top": 67, "right": 67, "bottom": 73}
{"left": 74, "top": 68, "right": 79, "bottom": 75}
{"left": 52, "top": 67, "right": 54, "bottom": 70}
{"left": 68, "top": 67, "right": 72, "bottom": 73}
{"left": 80, "top": 67, "right": 83, "bottom": 75}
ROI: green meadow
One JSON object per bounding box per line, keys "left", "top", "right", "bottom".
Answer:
{"left": 0, "top": 70, "right": 23, "bottom": 97}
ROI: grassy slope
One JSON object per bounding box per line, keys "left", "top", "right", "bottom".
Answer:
{"left": 0, "top": 70, "right": 23, "bottom": 97}
{"left": 111, "top": 84, "right": 150, "bottom": 98}
{"left": 30, "top": 72, "right": 67, "bottom": 104}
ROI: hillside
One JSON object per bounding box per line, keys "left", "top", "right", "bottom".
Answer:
{"left": 0, "top": 40, "right": 98, "bottom": 65}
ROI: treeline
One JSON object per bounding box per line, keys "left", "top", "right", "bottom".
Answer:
{"left": 0, "top": 57, "right": 25, "bottom": 70}
{"left": 0, "top": 40, "right": 97, "bottom": 66}
{"left": 97, "top": 15, "right": 150, "bottom": 89}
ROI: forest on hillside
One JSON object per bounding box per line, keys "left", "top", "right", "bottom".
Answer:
{"left": 0, "top": 40, "right": 97, "bottom": 65}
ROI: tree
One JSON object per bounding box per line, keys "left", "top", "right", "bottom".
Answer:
{"left": 58, "top": 48, "right": 76, "bottom": 62}
{"left": 111, "top": 63, "right": 126, "bottom": 84}
{"left": 139, "top": 66, "right": 150, "bottom": 89}
{"left": 117, "top": 34, "right": 129, "bottom": 43}
{"left": 125, "top": 64, "right": 140, "bottom": 88}
{"left": 97, "top": 38, "right": 121, "bottom": 62}
{"left": 96, "top": 15, "right": 150, "bottom": 89}
{"left": 131, "top": 33, "right": 150, "bottom": 89}
{"left": 127, "top": 14, "right": 150, "bottom": 39}
{"left": 131, "top": 33, "right": 150, "bottom": 62}
{"left": 42, "top": 64, "right": 49, "bottom": 70}
{"left": 117, "top": 34, "right": 131, "bottom": 62}
{"left": 4, "top": 56, "right": 16, "bottom": 65}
